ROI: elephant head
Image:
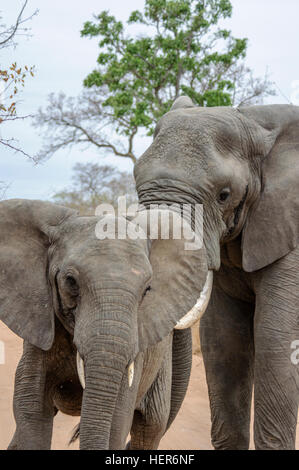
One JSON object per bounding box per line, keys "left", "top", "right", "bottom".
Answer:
{"left": 0, "top": 199, "right": 209, "bottom": 449}
{"left": 134, "top": 97, "right": 299, "bottom": 273}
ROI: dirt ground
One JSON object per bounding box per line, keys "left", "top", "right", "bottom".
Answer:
{"left": 0, "top": 321, "right": 298, "bottom": 450}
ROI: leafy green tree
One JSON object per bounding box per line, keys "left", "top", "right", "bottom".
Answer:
{"left": 53, "top": 162, "right": 136, "bottom": 214}
{"left": 35, "top": 0, "right": 274, "bottom": 164}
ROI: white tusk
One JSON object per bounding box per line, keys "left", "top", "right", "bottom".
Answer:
{"left": 76, "top": 352, "right": 86, "bottom": 389}
{"left": 128, "top": 362, "right": 134, "bottom": 388}
{"left": 174, "top": 270, "right": 213, "bottom": 330}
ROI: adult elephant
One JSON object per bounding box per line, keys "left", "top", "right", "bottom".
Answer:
{"left": 0, "top": 200, "right": 208, "bottom": 449}
{"left": 134, "top": 97, "right": 299, "bottom": 450}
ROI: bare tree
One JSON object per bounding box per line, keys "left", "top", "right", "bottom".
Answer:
{"left": 228, "top": 64, "right": 275, "bottom": 107}
{"left": 53, "top": 162, "right": 137, "bottom": 214}
{"left": 33, "top": 89, "right": 137, "bottom": 164}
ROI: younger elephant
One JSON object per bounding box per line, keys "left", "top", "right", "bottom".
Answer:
{"left": 0, "top": 199, "right": 209, "bottom": 450}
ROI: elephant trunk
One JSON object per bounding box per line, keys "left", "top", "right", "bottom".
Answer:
{"left": 167, "top": 328, "right": 193, "bottom": 430}
{"left": 74, "top": 297, "right": 135, "bottom": 450}
{"left": 136, "top": 180, "right": 223, "bottom": 270}
{"left": 79, "top": 346, "right": 128, "bottom": 449}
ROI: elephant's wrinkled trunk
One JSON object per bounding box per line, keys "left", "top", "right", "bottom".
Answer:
{"left": 79, "top": 346, "right": 128, "bottom": 449}
{"left": 74, "top": 296, "right": 135, "bottom": 450}
{"left": 136, "top": 181, "right": 223, "bottom": 270}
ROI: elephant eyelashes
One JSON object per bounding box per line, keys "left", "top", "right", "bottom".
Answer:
{"left": 218, "top": 188, "right": 231, "bottom": 204}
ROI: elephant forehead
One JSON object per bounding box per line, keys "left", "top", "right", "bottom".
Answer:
{"left": 136, "top": 113, "right": 246, "bottom": 190}
{"left": 156, "top": 107, "right": 244, "bottom": 150}
{"left": 137, "top": 110, "right": 245, "bottom": 179}
{"left": 55, "top": 216, "right": 150, "bottom": 264}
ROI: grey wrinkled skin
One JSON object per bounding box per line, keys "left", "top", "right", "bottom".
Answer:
{"left": 134, "top": 97, "right": 299, "bottom": 450}
{"left": 0, "top": 200, "right": 208, "bottom": 450}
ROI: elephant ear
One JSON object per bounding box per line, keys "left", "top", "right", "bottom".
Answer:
{"left": 0, "top": 199, "right": 76, "bottom": 350}
{"left": 240, "top": 105, "right": 299, "bottom": 272}
{"left": 138, "top": 237, "right": 208, "bottom": 352}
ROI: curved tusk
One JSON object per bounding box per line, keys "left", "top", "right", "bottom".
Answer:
{"left": 128, "top": 362, "right": 134, "bottom": 388}
{"left": 76, "top": 352, "right": 86, "bottom": 389}
{"left": 174, "top": 270, "right": 213, "bottom": 330}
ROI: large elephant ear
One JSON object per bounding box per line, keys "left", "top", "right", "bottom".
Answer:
{"left": 138, "top": 236, "right": 208, "bottom": 352}
{"left": 239, "top": 105, "right": 299, "bottom": 272}
{"left": 0, "top": 199, "right": 76, "bottom": 350}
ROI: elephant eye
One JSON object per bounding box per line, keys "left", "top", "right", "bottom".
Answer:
{"left": 65, "top": 275, "right": 79, "bottom": 294}
{"left": 142, "top": 285, "right": 151, "bottom": 299}
{"left": 218, "top": 188, "right": 231, "bottom": 204}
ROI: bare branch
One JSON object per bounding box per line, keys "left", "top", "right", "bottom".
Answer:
{"left": 0, "top": 1, "right": 38, "bottom": 48}
{"left": 0, "top": 114, "right": 32, "bottom": 122}
{"left": 0, "top": 137, "right": 34, "bottom": 160}
{"left": 34, "top": 91, "right": 137, "bottom": 164}
{"left": 0, "top": 181, "right": 9, "bottom": 200}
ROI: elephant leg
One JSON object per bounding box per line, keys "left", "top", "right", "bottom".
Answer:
{"left": 129, "top": 347, "right": 172, "bottom": 450}
{"left": 253, "top": 248, "right": 299, "bottom": 450}
{"left": 8, "top": 341, "right": 55, "bottom": 450}
{"left": 200, "top": 285, "right": 255, "bottom": 450}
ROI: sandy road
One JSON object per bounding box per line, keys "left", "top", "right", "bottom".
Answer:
{"left": 0, "top": 322, "right": 298, "bottom": 450}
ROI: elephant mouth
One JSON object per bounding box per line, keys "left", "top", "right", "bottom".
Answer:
{"left": 76, "top": 352, "right": 135, "bottom": 390}
{"left": 222, "top": 185, "right": 249, "bottom": 242}
{"left": 75, "top": 270, "right": 213, "bottom": 392}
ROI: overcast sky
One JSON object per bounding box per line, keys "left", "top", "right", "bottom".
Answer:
{"left": 0, "top": 0, "right": 298, "bottom": 200}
